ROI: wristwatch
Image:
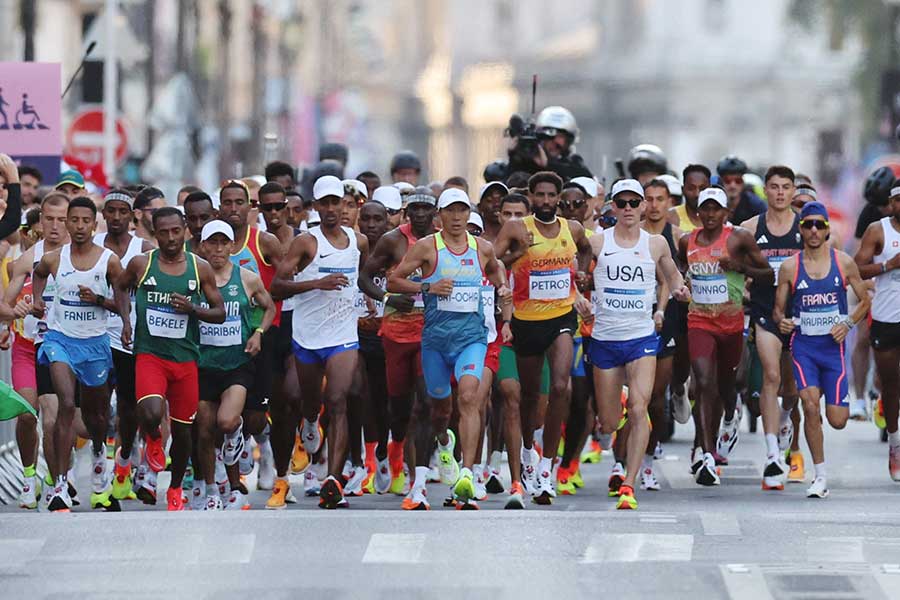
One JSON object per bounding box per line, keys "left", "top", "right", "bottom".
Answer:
{"left": 421, "top": 282, "right": 431, "bottom": 295}
{"left": 95, "top": 295, "right": 105, "bottom": 307}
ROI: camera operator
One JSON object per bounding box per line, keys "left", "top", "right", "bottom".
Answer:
{"left": 504, "top": 106, "right": 593, "bottom": 181}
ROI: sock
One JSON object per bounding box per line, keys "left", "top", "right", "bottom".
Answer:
{"left": 227, "top": 418, "right": 243, "bottom": 442}
{"left": 539, "top": 457, "right": 552, "bottom": 475}
{"left": 489, "top": 450, "right": 503, "bottom": 471}
{"left": 765, "top": 434, "right": 779, "bottom": 458}
{"left": 889, "top": 430, "right": 900, "bottom": 448}
{"left": 641, "top": 455, "right": 653, "bottom": 471}
{"left": 723, "top": 417, "right": 735, "bottom": 429}
{"left": 814, "top": 462, "right": 826, "bottom": 480}
{"left": 365, "top": 442, "right": 377, "bottom": 464}
{"left": 116, "top": 448, "right": 132, "bottom": 468}
{"left": 205, "top": 483, "right": 217, "bottom": 497}
{"left": 414, "top": 466, "right": 429, "bottom": 490}
{"left": 779, "top": 408, "right": 792, "bottom": 427}
{"left": 521, "top": 446, "right": 533, "bottom": 465}
{"left": 534, "top": 428, "right": 544, "bottom": 449}
{"left": 23, "top": 464, "right": 36, "bottom": 478}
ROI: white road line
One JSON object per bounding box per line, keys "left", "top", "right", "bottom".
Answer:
{"left": 640, "top": 517, "right": 678, "bottom": 524}
{"left": 719, "top": 564, "right": 774, "bottom": 600}
{"left": 655, "top": 454, "right": 698, "bottom": 489}
{"left": 362, "top": 534, "right": 426, "bottom": 564}
{"left": 581, "top": 534, "right": 693, "bottom": 563}
{"left": 806, "top": 536, "right": 864, "bottom": 563}
{"left": 700, "top": 512, "right": 741, "bottom": 536}
{"left": 874, "top": 564, "right": 900, "bottom": 600}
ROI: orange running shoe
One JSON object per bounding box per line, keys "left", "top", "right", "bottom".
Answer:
{"left": 387, "top": 439, "right": 406, "bottom": 494}
{"left": 557, "top": 464, "right": 576, "bottom": 495}
{"left": 144, "top": 433, "right": 166, "bottom": 473}
{"left": 266, "top": 478, "right": 290, "bottom": 509}
{"left": 290, "top": 434, "right": 310, "bottom": 474}
{"left": 166, "top": 487, "right": 185, "bottom": 511}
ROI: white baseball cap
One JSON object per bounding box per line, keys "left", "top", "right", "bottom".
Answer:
{"left": 313, "top": 175, "right": 345, "bottom": 201}
{"left": 372, "top": 186, "right": 402, "bottom": 211}
{"left": 698, "top": 187, "right": 728, "bottom": 208}
{"left": 343, "top": 178, "right": 368, "bottom": 199}
{"left": 569, "top": 176, "right": 599, "bottom": 198}
{"left": 438, "top": 188, "right": 471, "bottom": 210}
{"left": 657, "top": 174, "right": 683, "bottom": 197}
{"left": 393, "top": 181, "right": 415, "bottom": 192}
{"left": 891, "top": 186, "right": 900, "bottom": 199}
{"left": 201, "top": 219, "right": 235, "bottom": 242}
{"left": 611, "top": 178, "right": 645, "bottom": 199}
{"left": 467, "top": 212, "right": 484, "bottom": 230}
{"left": 479, "top": 181, "right": 509, "bottom": 201}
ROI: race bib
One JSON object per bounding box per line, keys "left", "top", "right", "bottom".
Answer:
{"left": 529, "top": 269, "right": 570, "bottom": 301}
{"left": 800, "top": 307, "right": 842, "bottom": 336}
{"left": 692, "top": 273, "right": 729, "bottom": 305}
{"left": 355, "top": 292, "right": 384, "bottom": 318}
{"left": 437, "top": 285, "right": 481, "bottom": 313}
{"left": 768, "top": 256, "right": 788, "bottom": 286}
{"left": 481, "top": 287, "right": 495, "bottom": 313}
{"left": 600, "top": 287, "right": 651, "bottom": 313}
{"left": 200, "top": 317, "right": 241, "bottom": 347}
{"left": 146, "top": 306, "right": 189, "bottom": 339}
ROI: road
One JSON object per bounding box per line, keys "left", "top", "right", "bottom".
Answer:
{"left": 1, "top": 415, "right": 899, "bottom": 599}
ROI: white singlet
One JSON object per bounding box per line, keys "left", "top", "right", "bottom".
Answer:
{"left": 873, "top": 217, "right": 900, "bottom": 323}
{"left": 95, "top": 233, "right": 143, "bottom": 352}
{"left": 50, "top": 244, "right": 113, "bottom": 339}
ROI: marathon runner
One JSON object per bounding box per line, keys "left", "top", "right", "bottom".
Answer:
{"left": 669, "top": 164, "right": 709, "bottom": 232}
{"left": 94, "top": 189, "right": 153, "bottom": 502}
{"left": 116, "top": 206, "right": 226, "bottom": 511}
{"left": 194, "top": 220, "right": 275, "bottom": 510}
{"left": 183, "top": 191, "right": 216, "bottom": 253}
{"left": 774, "top": 202, "right": 869, "bottom": 498}
{"left": 740, "top": 166, "right": 802, "bottom": 490}
{"left": 387, "top": 188, "right": 511, "bottom": 509}
{"left": 478, "top": 181, "right": 507, "bottom": 241}
{"left": 590, "top": 179, "right": 689, "bottom": 510}
{"left": 493, "top": 171, "right": 593, "bottom": 504}
{"left": 132, "top": 187, "right": 167, "bottom": 244}
{"left": 272, "top": 175, "right": 369, "bottom": 509}
{"left": 31, "top": 197, "right": 125, "bottom": 511}
{"left": 677, "top": 186, "right": 771, "bottom": 486}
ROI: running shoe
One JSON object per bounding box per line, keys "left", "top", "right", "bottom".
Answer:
{"left": 521, "top": 447, "right": 539, "bottom": 495}
{"left": 111, "top": 452, "right": 136, "bottom": 501}
{"left": 341, "top": 459, "right": 353, "bottom": 483}
{"left": 672, "top": 388, "right": 692, "bottom": 424}
{"left": 319, "top": 475, "right": 346, "bottom": 509}
{"left": 640, "top": 467, "right": 660, "bottom": 491}
{"left": 695, "top": 453, "right": 720, "bottom": 486}
{"left": 388, "top": 440, "right": 406, "bottom": 495}
{"left": 713, "top": 451, "right": 729, "bottom": 467}
{"left": 570, "top": 460, "right": 584, "bottom": 488}
{"left": 190, "top": 482, "right": 206, "bottom": 511}
{"left": 608, "top": 462, "right": 626, "bottom": 497}
{"left": 67, "top": 480, "right": 80, "bottom": 506}
{"left": 849, "top": 396, "right": 868, "bottom": 421}
{"left": 557, "top": 464, "right": 576, "bottom": 495}
{"left": 437, "top": 430, "right": 460, "bottom": 485}
{"left": 166, "top": 487, "right": 185, "bottom": 511}
{"left": 533, "top": 467, "right": 556, "bottom": 505}
{"left": 597, "top": 433, "right": 614, "bottom": 453}
{"left": 762, "top": 457, "right": 787, "bottom": 491}
{"left": 239, "top": 439, "right": 255, "bottom": 476}
{"left": 344, "top": 464, "right": 367, "bottom": 497}
{"left": 91, "top": 449, "right": 107, "bottom": 493}
{"left": 690, "top": 447, "right": 704, "bottom": 475}
{"left": 889, "top": 444, "right": 900, "bottom": 482}
{"left": 875, "top": 397, "right": 887, "bottom": 430}
{"left": 135, "top": 467, "right": 158, "bottom": 505}
{"left": 474, "top": 467, "right": 488, "bottom": 501}
{"left": 144, "top": 434, "right": 166, "bottom": 473}
{"left": 402, "top": 486, "right": 430, "bottom": 511}
{"left": 290, "top": 435, "right": 310, "bottom": 474}
{"left": 304, "top": 470, "right": 321, "bottom": 496}
{"left": 205, "top": 494, "right": 223, "bottom": 511}
{"left": 266, "top": 478, "right": 290, "bottom": 509}
{"left": 653, "top": 442, "right": 664, "bottom": 460}
{"left": 19, "top": 476, "right": 40, "bottom": 510}
{"left": 453, "top": 467, "right": 477, "bottom": 506}
{"left": 806, "top": 476, "right": 829, "bottom": 498}
{"left": 375, "top": 457, "right": 391, "bottom": 494}
{"left": 221, "top": 431, "right": 244, "bottom": 467}
{"left": 47, "top": 484, "right": 72, "bottom": 513}
{"left": 257, "top": 441, "right": 275, "bottom": 490}
{"left": 716, "top": 418, "right": 739, "bottom": 461}
{"left": 788, "top": 452, "right": 805, "bottom": 483}
{"left": 581, "top": 438, "right": 603, "bottom": 463}
{"left": 616, "top": 484, "right": 637, "bottom": 510}
{"left": 504, "top": 481, "right": 525, "bottom": 510}
{"left": 90, "top": 485, "right": 121, "bottom": 511}
{"left": 778, "top": 420, "right": 794, "bottom": 454}
{"left": 300, "top": 418, "right": 323, "bottom": 455}
{"left": 224, "top": 489, "right": 250, "bottom": 510}
{"left": 485, "top": 466, "right": 505, "bottom": 494}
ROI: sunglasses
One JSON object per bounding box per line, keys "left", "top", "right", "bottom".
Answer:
{"left": 386, "top": 208, "right": 401, "bottom": 216}
{"left": 799, "top": 219, "right": 829, "bottom": 230}
{"left": 560, "top": 199, "right": 586, "bottom": 209}
{"left": 260, "top": 202, "right": 287, "bottom": 212}
{"left": 613, "top": 198, "right": 642, "bottom": 209}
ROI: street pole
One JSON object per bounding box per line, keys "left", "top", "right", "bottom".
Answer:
{"left": 103, "top": 0, "right": 117, "bottom": 184}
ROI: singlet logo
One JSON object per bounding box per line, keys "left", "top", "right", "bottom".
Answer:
{"left": 188, "top": 280, "right": 197, "bottom": 291}
{"left": 797, "top": 280, "right": 809, "bottom": 290}
{"left": 757, "top": 235, "right": 768, "bottom": 244}
{"left": 227, "top": 284, "right": 239, "bottom": 297}
{"left": 143, "top": 276, "right": 157, "bottom": 287}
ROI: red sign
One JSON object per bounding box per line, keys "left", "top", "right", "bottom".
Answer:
{"left": 64, "top": 109, "right": 128, "bottom": 170}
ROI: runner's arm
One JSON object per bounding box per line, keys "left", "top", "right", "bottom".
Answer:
{"left": 114, "top": 255, "right": 142, "bottom": 348}
{"left": 841, "top": 253, "right": 871, "bottom": 328}
{"left": 359, "top": 232, "right": 397, "bottom": 302}
{"left": 480, "top": 240, "right": 512, "bottom": 322}
{"left": 652, "top": 236, "right": 689, "bottom": 303}
{"left": 29, "top": 252, "right": 57, "bottom": 317}
{"left": 772, "top": 257, "right": 796, "bottom": 328}
{"left": 3, "top": 249, "right": 31, "bottom": 308}
{"left": 259, "top": 230, "right": 285, "bottom": 275}
{"left": 356, "top": 231, "right": 370, "bottom": 282}
{"left": 242, "top": 268, "right": 275, "bottom": 333}
{"left": 387, "top": 238, "right": 431, "bottom": 296}
{"left": 192, "top": 258, "right": 226, "bottom": 323}
{"left": 84, "top": 253, "right": 123, "bottom": 313}
{"left": 734, "top": 229, "right": 774, "bottom": 283}
{"left": 492, "top": 219, "right": 527, "bottom": 268}
{"left": 854, "top": 221, "right": 889, "bottom": 280}
{"left": 570, "top": 220, "right": 593, "bottom": 274}
{"left": 270, "top": 234, "right": 321, "bottom": 299}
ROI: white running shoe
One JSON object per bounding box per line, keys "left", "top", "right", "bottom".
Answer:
{"left": 374, "top": 457, "right": 391, "bottom": 494}
{"left": 344, "top": 464, "right": 367, "bottom": 497}
{"left": 256, "top": 440, "right": 275, "bottom": 490}
{"left": 474, "top": 467, "right": 488, "bottom": 501}
{"left": 640, "top": 467, "right": 661, "bottom": 491}
{"left": 777, "top": 421, "right": 794, "bottom": 454}
{"left": 205, "top": 494, "right": 223, "bottom": 510}
{"left": 806, "top": 476, "right": 829, "bottom": 498}
{"left": 521, "top": 447, "right": 539, "bottom": 496}
{"left": 689, "top": 447, "right": 704, "bottom": 475}
{"left": 401, "top": 463, "right": 411, "bottom": 495}
{"left": 653, "top": 442, "right": 664, "bottom": 460}
{"left": 889, "top": 444, "right": 900, "bottom": 482}
{"left": 532, "top": 467, "right": 556, "bottom": 505}
{"left": 224, "top": 489, "right": 249, "bottom": 510}
{"left": 672, "top": 388, "right": 692, "bottom": 425}
{"left": 695, "top": 453, "right": 720, "bottom": 486}
{"left": 762, "top": 457, "right": 787, "bottom": 491}
{"left": 221, "top": 429, "right": 244, "bottom": 467}
{"left": 342, "top": 459, "right": 353, "bottom": 481}
{"left": 91, "top": 450, "right": 107, "bottom": 494}
{"left": 437, "top": 430, "right": 460, "bottom": 485}
{"left": 300, "top": 418, "right": 323, "bottom": 455}
{"left": 716, "top": 418, "right": 740, "bottom": 460}
{"left": 47, "top": 483, "right": 72, "bottom": 512}
{"left": 304, "top": 470, "right": 321, "bottom": 496}
{"left": 214, "top": 450, "right": 227, "bottom": 486}
{"left": 190, "top": 481, "right": 206, "bottom": 511}
{"left": 18, "top": 476, "right": 39, "bottom": 509}
{"left": 849, "top": 397, "right": 868, "bottom": 420}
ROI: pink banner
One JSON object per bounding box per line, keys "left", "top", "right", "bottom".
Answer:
{"left": 0, "top": 62, "right": 62, "bottom": 156}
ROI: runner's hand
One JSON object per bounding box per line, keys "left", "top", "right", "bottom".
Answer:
{"left": 671, "top": 284, "right": 691, "bottom": 303}
{"left": 430, "top": 278, "right": 454, "bottom": 297}
{"left": 169, "top": 293, "right": 194, "bottom": 314}
{"left": 718, "top": 256, "right": 741, "bottom": 273}
{"left": 385, "top": 293, "right": 415, "bottom": 312}
{"left": 831, "top": 322, "right": 850, "bottom": 344}
{"left": 654, "top": 310, "right": 664, "bottom": 333}
{"left": 778, "top": 318, "right": 795, "bottom": 335}
{"left": 78, "top": 285, "right": 98, "bottom": 305}
{"left": 501, "top": 321, "right": 513, "bottom": 344}
{"left": 574, "top": 295, "right": 592, "bottom": 319}
{"left": 316, "top": 273, "right": 349, "bottom": 291}
{"left": 13, "top": 299, "right": 32, "bottom": 319}
{"left": 30, "top": 298, "right": 45, "bottom": 318}
{"left": 0, "top": 154, "right": 19, "bottom": 183}
{"left": 363, "top": 296, "right": 377, "bottom": 318}
{"left": 121, "top": 323, "right": 133, "bottom": 349}
{"left": 245, "top": 331, "right": 262, "bottom": 356}
{"left": 575, "top": 271, "right": 591, "bottom": 292}
{"left": 0, "top": 327, "right": 10, "bottom": 350}
{"left": 496, "top": 284, "right": 512, "bottom": 306}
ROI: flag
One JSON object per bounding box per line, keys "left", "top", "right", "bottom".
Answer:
{"left": 0, "top": 380, "right": 36, "bottom": 421}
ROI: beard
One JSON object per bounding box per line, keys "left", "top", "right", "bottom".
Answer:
{"left": 533, "top": 205, "right": 557, "bottom": 223}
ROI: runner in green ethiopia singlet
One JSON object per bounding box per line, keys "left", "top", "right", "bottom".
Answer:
{"left": 135, "top": 249, "right": 202, "bottom": 362}
{"left": 198, "top": 264, "right": 252, "bottom": 371}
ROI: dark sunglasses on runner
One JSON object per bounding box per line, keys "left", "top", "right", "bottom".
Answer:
{"left": 260, "top": 202, "right": 287, "bottom": 212}
{"left": 613, "top": 198, "right": 642, "bottom": 209}
{"left": 799, "top": 219, "right": 829, "bottom": 231}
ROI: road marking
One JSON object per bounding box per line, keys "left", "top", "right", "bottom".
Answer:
{"left": 719, "top": 564, "right": 774, "bottom": 600}
{"left": 362, "top": 534, "right": 426, "bottom": 564}
{"left": 807, "top": 536, "right": 864, "bottom": 563}
{"left": 581, "top": 534, "right": 693, "bottom": 562}
{"left": 640, "top": 517, "right": 678, "bottom": 524}
{"left": 700, "top": 512, "right": 741, "bottom": 536}
{"left": 873, "top": 564, "right": 900, "bottom": 600}
{"left": 655, "top": 456, "right": 697, "bottom": 490}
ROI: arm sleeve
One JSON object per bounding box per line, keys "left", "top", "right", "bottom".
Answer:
{"left": 0, "top": 183, "right": 21, "bottom": 241}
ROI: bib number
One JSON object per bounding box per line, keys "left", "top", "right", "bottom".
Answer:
{"left": 146, "top": 306, "right": 188, "bottom": 339}
{"left": 529, "top": 269, "right": 570, "bottom": 301}
{"left": 437, "top": 286, "right": 480, "bottom": 313}
{"left": 600, "top": 287, "right": 650, "bottom": 313}
{"left": 200, "top": 317, "right": 242, "bottom": 347}
{"left": 768, "top": 256, "right": 787, "bottom": 286}
{"left": 692, "top": 274, "right": 729, "bottom": 305}
{"left": 799, "top": 308, "right": 842, "bottom": 336}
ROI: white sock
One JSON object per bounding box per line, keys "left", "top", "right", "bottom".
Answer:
{"left": 521, "top": 446, "right": 534, "bottom": 465}
{"left": 489, "top": 450, "right": 503, "bottom": 471}
{"left": 414, "top": 466, "right": 429, "bottom": 490}
{"left": 889, "top": 430, "right": 900, "bottom": 448}
{"left": 205, "top": 483, "right": 217, "bottom": 497}
{"left": 534, "top": 427, "right": 544, "bottom": 448}
{"left": 814, "top": 462, "right": 826, "bottom": 480}
{"left": 765, "top": 434, "right": 779, "bottom": 458}
{"left": 779, "top": 408, "right": 792, "bottom": 427}
{"left": 641, "top": 455, "right": 653, "bottom": 471}
{"left": 723, "top": 417, "right": 735, "bottom": 429}
{"left": 437, "top": 431, "right": 452, "bottom": 451}
{"left": 539, "top": 457, "right": 552, "bottom": 475}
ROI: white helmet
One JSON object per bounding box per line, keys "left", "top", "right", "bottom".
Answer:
{"left": 536, "top": 106, "right": 579, "bottom": 141}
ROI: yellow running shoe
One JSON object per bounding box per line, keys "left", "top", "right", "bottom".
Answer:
{"left": 570, "top": 463, "right": 584, "bottom": 489}
{"left": 453, "top": 467, "right": 476, "bottom": 504}
{"left": 291, "top": 435, "right": 310, "bottom": 474}
{"left": 788, "top": 452, "right": 805, "bottom": 483}
{"left": 616, "top": 484, "right": 637, "bottom": 510}
{"left": 581, "top": 439, "right": 602, "bottom": 464}
{"left": 875, "top": 396, "right": 887, "bottom": 430}
{"left": 557, "top": 465, "right": 576, "bottom": 495}
{"left": 90, "top": 486, "right": 121, "bottom": 511}
{"left": 266, "top": 478, "right": 290, "bottom": 509}
{"left": 111, "top": 450, "right": 137, "bottom": 501}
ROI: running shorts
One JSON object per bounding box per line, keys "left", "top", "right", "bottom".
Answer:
{"left": 572, "top": 336, "right": 588, "bottom": 377}
{"left": 37, "top": 330, "right": 112, "bottom": 388}
{"left": 496, "top": 346, "right": 551, "bottom": 393}
{"left": 790, "top": 335, "right": 848, "bottom": 407}
{"left": 657, "top": 301, "right": 685, "bottom": 357}
{"left": 588, "top": 333, "right": 660, "bottom": 370}
{"left": 111, "top": 348, "right": 136, "bottom": 406}
{"left": 359, "top": 328, "right": 385, "bottom": 358}
{"left": 292, "top": 340, "right": 359, "bottom": 365}
{"left": 382, "top": 337, "right": 422, "bottom": 397}
{"left": 750, "top": 305, "right": 791, "bottom": 347}
{"left": 510, "top": 309, "right": 577, "bottom": 357}
{"left": 34, "top": 343, "right": 53, "bottom": 396}
{"left": 687, "top": 328, "right": 743, "bottom": 371}
{"left": 200, "top": 360, "right": 259, "bottom": 409}
{"left": 871, "top": 320, "right": 900, "bottom": 352}
{"left": 135, "top": 353, "right": 199, "bottom": 423}
{"left": 12, "top": 335, "right": 37, "bottom": 391}
{"left": 422, "top": 342, "right": 487, "bottom": 399}
{"left": 485, "top": 338, "right": 502, "bottom": 375}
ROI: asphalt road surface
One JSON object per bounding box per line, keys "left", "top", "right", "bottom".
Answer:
{"left": 2, "top": 415, "right": 899, "bottom": 600}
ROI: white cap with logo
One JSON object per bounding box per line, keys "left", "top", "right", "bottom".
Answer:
{"left": 569, "top": 176, "right": 599, "bottom": 198}
{"left": 342, "top": 178, "right": 368, "bottom": 198}
{"left": 372, "top": 186, "right": 402, "bottom": 211}
{"left": 698, "top": 187, "right": 728, "bottom": 208}
{"left": 201, "top": 219, "right": 235, "bottom": 242}
{"left": 438, "top": 188, "right": 472, "bottom": 210}
{"left": 657, "top": 174, "right": 683, "bottom": 197}
{"left": 313, "top": 175, "right": 345, "bottom": 201}
{"left": 610, "top": 178, "right": 645, "bottom": 199}
{"left": 479, "top": 181, "right": 509, "bottom": 200}
{"left": 467, "top": 212, "right": 484, "bottom": 230}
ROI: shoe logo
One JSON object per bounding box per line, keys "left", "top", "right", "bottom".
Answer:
{"left": 796, "top": 279, "right": 809, "bottom": 289}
